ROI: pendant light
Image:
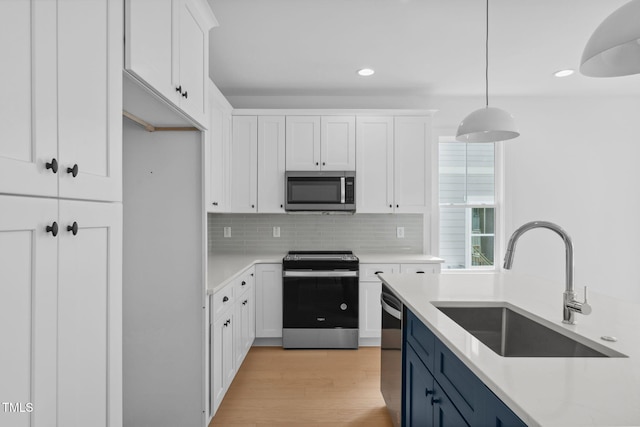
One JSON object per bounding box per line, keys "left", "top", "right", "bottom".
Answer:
{"left": 580, "top": 0, "right": 640, "bottom": 78}
{"left": 456, "top": 0, "right": 519, "bottom": 143}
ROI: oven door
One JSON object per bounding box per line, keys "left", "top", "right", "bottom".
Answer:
{"left": 282, "top": 271, "right": 359, "bottom": 329}
{"left": 380, "top": 284, "right": 403, "bottom": 427}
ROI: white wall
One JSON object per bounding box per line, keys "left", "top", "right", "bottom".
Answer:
{"left": 433, "top": 95, "right": 640, "bottom": 303}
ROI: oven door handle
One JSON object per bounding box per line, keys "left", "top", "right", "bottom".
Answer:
{"left": 380, "top": 293, "right": 402, "bottom": 320}
{"left": 283, "top": 270, "right": 359, "bottom": 278}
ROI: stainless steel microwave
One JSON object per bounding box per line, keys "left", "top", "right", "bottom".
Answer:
{"left": 285, "top": 171, "right": 356, "bottom": 212}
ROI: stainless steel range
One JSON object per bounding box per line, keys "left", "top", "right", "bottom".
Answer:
{"left": 282, "top": 250, "right": 359, "bottom": 349}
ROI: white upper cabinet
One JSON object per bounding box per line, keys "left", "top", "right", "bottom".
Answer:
{"left": 356, "top": 117, "right": 395, "bottom": 213}
{"left": 285, "top": 115, "right": 355, "bottom": 171}
{"left": 0, "top": 0, "right": 122, "bottom": 202}
{"left": 207, "top": 83, "right": 232, "bottom": 212}
{"left": 124, "top": 0, "right": 216, "bottom": 127}
{"left": 57, "top": 0, "right": 122, "bottom": 202}
{"left": 257, "top": 116, "right": 286, "bottom": 213}
{"left": 0, "top": 0, "right": 57, "bottom": 198}
{"left": 230, "top": 116, "right": 258, "bottom": 212}
{"left": 285, "top": 116, "right": 321, "bottom": 170}
{"left": 321, "top": 116, "right": 356, "bottom": 170}
{"left": 394, "top": 116, "right": 432, "bottom": 213}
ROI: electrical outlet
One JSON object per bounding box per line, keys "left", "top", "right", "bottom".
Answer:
{"left": 273, "top": 226, "right": 280, "bottom": 238}
{"left": 223, "top": 227, "right": 231, "bottom": 238}
{"left": 396, "top": 227, "right": 405, "bottom": 239}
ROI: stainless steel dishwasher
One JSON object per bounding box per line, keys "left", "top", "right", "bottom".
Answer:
{"left": 380, "top": 283, "right": 403, "bottom": 427}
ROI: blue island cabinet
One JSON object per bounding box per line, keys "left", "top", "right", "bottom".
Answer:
{"left": 403, "top": 308, "right": 527, "bottom": 427}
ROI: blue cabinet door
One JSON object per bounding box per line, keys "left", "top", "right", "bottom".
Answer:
{"left": 405, "top": 344, "right": 435, "bottom": 427}
{"left": 433, "top": 381, "right": 469, "bottom": 427}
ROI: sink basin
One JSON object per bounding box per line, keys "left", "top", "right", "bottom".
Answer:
{"left": 434, "top": 303, "right": 626, "bottom": 358}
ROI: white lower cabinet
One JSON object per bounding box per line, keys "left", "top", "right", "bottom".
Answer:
{"left": 0, "top": 195, "right": 122, "bottom": 427}
{"left": 210, "top": 267, "right": 256, "bottom": 418}
{"left": 359, "top": 262, "right": 440, "bottom": 341}
{"left": 255, "top": 263, "right": 283, "bottom": 338}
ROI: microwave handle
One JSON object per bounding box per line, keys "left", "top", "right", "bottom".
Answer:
{"left": 341, "top": 177, "right": 345, "bottom": 203}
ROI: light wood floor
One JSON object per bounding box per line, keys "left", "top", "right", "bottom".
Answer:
{"left": 209, "top": 346, "right": 394, "bottom": 427}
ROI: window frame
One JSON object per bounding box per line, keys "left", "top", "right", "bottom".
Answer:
{"left": 434, "top": 135, "right": 504, "bottom": 272}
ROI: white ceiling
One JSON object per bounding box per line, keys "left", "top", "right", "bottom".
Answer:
{"left": 207, "top": 0, "right": 639, "bottom": 105}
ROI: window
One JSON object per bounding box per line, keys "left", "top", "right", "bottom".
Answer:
{"left": 439, "top": 139, "right": 497, "bottom": 270}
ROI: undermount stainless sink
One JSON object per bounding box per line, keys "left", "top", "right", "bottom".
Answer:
{"left": 434, "top": 303, "right": 626, "bottom": 358}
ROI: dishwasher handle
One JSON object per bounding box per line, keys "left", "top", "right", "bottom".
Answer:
{"left": 380, "top": 292, "right": 402, "bottom": 320}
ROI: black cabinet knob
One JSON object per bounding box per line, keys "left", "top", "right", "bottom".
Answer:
{"left": 212, "top": 202, "right": 219, "bottom": 206}
{"left": 223, "top": 296, "right": 229, "bottom": 302}
{"left": 315, "top": 162, "right": 319, "bottom": 166}
{"left": 425, "top": 388, "right": 433, "bottom": 396}
{"left": 182, "top": 91, "right": 188, "bottom": 99}
{"left": 67, "top": 164, "right": 78, "bottom": 177}
{"left": 241, "top": 281, "right": 246, "bottom": 286}
{"left": 250, "top": 273, "right": 254, "bottom": 277}
{"left": 389, "top": 204, "right": 392, "bottom": 208}
{"left": 46, "top": 222, "right": 59, "bottom": 237}
{"left": 396, "top": 204, "right": 399, "bottom": 208}
{"left": 46, "top": 158, "right": 58, "bottom": 174}
{"left": 251, "top": 204, "right": 255, "bottom": 208}
{"left": 431, "top": 397, "right": 441, "bottom": 405}
{"left": 176, "top": 85, "right": 182, "bottom": 94}
{"left": 280, "top": 204, "right": 283, "bottom": 208}
{"left": 67, "top": 221, "right": 79, "bottom": 236}
{"left": 322, "top": 162, "right": 325, "bottom": 166}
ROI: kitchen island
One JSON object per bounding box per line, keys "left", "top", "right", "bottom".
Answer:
{"left": 379, "top": 272, "right": 640, "bottom": 426}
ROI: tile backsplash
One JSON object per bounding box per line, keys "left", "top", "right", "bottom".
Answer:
{"left": 208, "top": 213, "right": 424, "bottom": 254}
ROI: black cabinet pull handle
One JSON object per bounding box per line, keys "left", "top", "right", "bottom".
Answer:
{"left": 67, "top": 164, "right": 78, "bottom": 177}
{"left": 223, "top": 296, "right": 229, "bottom": 302}
{"left": 182, "top": 91, "right": 188, "bottom": 99}
{"left": 46, "top": 158, "right": 58, "bottom": 173}
{"left": 375, "top": 271, "right": 384, "bottom": 275}
{"left": 67, "top": 222, "right": 78, "bottom": 236}
{"left": 46, "top": 222, "right": 59, "bottom": 237}
{"left": 431, "top": 397, "right": 441, "bottom": 405}
{"left": 176, "top": 85, "right": 182, "bottom": 94}
{"left": 241, "top": 281, "right": 246, "bottom": 286}
{"left": 425, "top": 388, "right": 433, "bottom": 396}
{"left": 416, "top": 271, "right": 425, "bottom": 274}
{"left": 212, "top": 202, "right": 218, "bottom": 206}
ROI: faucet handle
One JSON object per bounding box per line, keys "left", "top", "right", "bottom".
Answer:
{"left": 580, "top": 286, "right": 592, "bottom": 315}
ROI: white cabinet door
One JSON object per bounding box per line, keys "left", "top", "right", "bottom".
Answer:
{"left": 394, "top": 117, "right": 432, "bottom": 213}
{"left": 359, "top": 281, "right": 382, "bottom": 339}
{"left": 207, "top": 88, "right": 231, "bottom": 212}
{"left": 57, "top": 0, "right": 122, "bottom": 203}
{"left": 236, "top": 286, "right": 254, "bottom": 367}
{"left": 124, "top": 0, "right": 174, "bottom": 101}
{"left": 211, "top": 310, "right": 234, "bottom": 415}
{"left": 0, "top": 1, "right": 57, "bottom": 198}
{"left": 0, "top": 196, "right": 58, "bottom": 427}
{"left": 57, "top": 200, "right": 122, "bottom": 427}
{"left": 175, "top": 0, "right": 208, "bottom": 126}
{"left": 230, "top": 116, "right": 258, "bottom": 212}
{"left": 286, "top": 116, "right": 321, "bottom": 170}
{"left": 258, "top": 116, "right": 286, "bottom": 213}
{"left": 356, "top": 117, "right": 395, "bottom": 213}
{"left": 321, "top": 116, "right": 356, "bottom": 171}
{"left": 255, "top": 264, "right": 283, "bottom": 338}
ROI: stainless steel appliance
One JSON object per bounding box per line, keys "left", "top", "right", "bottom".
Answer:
{"left": 380, "top": 283, "right": 403, "bottom": 427}
{"left": 285, "top": 171, "right": 355, "bottom": 212}
{"left": 282, "top": 250, "right": 359, "bottom": 349}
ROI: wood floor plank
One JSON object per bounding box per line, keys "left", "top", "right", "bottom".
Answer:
{"left": 210, "top": 347, "right": 393, "bottom": 427}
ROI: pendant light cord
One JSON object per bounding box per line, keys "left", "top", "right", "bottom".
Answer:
{"left": 485, "top": 0, "right": 489, "bottom": 108}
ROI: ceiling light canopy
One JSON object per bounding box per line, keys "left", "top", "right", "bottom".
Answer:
{"left": 554, "top": 69, "right": 575, "bottom": 77}
{"left": 580, "top": 0, "right": 640, "bottom": 77}
{"left": 357, "top": 68, "right": 375, "bottom": 77}
{"left": 456, "top": 0, "right": 519, "bottom": 143}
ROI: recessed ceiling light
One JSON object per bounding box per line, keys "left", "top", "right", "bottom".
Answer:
{"left": 554, "top": 69, "right": 575, "bottom": 77}
{"left": 357, "top": 68, "right": 375, "bottom": 77}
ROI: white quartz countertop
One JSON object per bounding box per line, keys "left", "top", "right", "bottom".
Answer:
{"left": 379, "top": 272, "right": 640, "bottom": 426}
{"left": 206, "top": 252, "right": 444, "bottom": 294}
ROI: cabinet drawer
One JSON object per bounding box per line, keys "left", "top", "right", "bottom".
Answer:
{"left": 400, "top": 263, "right": 437, "bottom": 274}
{"left": 404, "top": 308, "right": 435, "bottom": 369}
{"left": 359, "top": 263, "right": 399, "bottom": 281}
{"left": 212, "top": 283, "right": 234, "bottom": 321}
{"left": 433, "top": 339, "right": 483, "bottom": 424}
{"left": 235, "top": 268, "right": 255, "bottom": 297}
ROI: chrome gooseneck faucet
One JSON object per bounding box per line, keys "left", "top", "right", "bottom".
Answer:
{"left": 503, "top": 221, "right": 591, "bottom": 325}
